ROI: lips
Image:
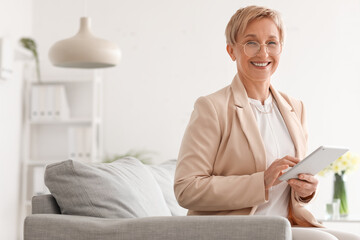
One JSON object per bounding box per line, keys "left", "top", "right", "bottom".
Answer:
{"left": 251, "top": 61, "right": 271, "bottom": 67}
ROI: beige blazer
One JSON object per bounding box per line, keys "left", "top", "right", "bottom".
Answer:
{"left": 174, "top": 74, "right": 322, "bottom": 227}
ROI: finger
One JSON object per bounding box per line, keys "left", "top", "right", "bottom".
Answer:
{"left": 266, "top": 165, "right": 289, "bottom": 187}
{"left": 288, "top": 179, "right": 306, "bottom": 188}
{"left": 277, "top": 164, "right": 289, "bottom": 171}
{"left": 288, "top": 181, "right": 303, "bottom": 193}
{"left": 291, "top": 187, "right": 307, "bottom": 198}
{"left": 288, "top": 181, "right": 308, "bottom": 194}
{"left": 298, "top": 174, "right": 318, "bottom": 184}
{"left": 278, "top": 160, "right": 298, "bottom": 168}
{"left": 288, "top": 179, "right": 298, "bottom": 186}
{"left": 291, "top": 186, "right": 313, "bottom": 198}
{"left": 272, "top": 159, "right": 298, "bottom": 168}
{"left": 282, "top": 155, "right": 300, "bottom": 163}
{"left": 289, "top": 179, "right": 314, "bottom": 193}
{"left": 274, "top": 157, "right": 298, "bottom": 164}
{"left": 276, "top": 165, "right": 290, "bottom": 175}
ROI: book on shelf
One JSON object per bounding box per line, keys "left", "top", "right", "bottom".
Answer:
{"left": 68, "top": 126, "right": 92, "bottom": 162}
{"left": 54, "top": 85, "right": 69, "bottom": 120}
{"left": 30, "top": 85, "right": 70, "bottom": 121}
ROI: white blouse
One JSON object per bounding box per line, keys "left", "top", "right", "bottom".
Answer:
{"left": 248, "top": 94, "right": 295, "bottom": 218}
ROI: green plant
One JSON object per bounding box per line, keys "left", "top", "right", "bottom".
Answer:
{"left": 318, "top": 152, "right": 360, "bottom": 217}
{"left": 103, "top": 149, "right": 157, "bottom": 164}
{"left": 20, "top": 37, "right": 41, "bottom": 82}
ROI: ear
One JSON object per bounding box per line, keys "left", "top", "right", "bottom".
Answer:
{"left": 226, "top": 44, "right": 236, "bottom": 61}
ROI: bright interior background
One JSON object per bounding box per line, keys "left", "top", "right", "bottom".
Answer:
{"left": 1, "top": 0, "right": 360, "bottom": 239}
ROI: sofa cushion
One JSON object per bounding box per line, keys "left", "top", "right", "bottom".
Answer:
{"left": 146, "top": 160, "right": 187, "bottom": 216}
{"left": 44, "top": 158, "right": 171, "bottom": 218}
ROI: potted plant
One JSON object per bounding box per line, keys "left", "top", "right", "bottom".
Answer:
{"left": 318, "top": 151, "right": 360, "bottom": 216}
{"left": 20, "top": 37, "right": 41, "bottom": 82}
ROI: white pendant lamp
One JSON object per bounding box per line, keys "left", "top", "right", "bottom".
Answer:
{"left": 49, "top": 17, "right": 121, "bottom": 68}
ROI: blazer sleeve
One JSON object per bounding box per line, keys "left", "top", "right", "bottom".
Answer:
{"left": 291, "top": 100, "right": 317, "bottom": 204}
{"left": 299, "top": 100, "right": 308, "bottom": 145}
{"left": 174, "top": 97, "right": 267, "bottom": 211}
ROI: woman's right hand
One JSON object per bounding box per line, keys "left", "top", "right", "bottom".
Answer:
{"left": 264, "top": 155, "right": 300, "bottom": 190}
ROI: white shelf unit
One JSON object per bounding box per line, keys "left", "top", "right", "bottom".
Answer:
{"left": 19, "top": 70, "right": 103, "bottom": 227}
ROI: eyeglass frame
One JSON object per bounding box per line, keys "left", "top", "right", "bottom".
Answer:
{"left": 237, "top": 41, "right": 283, "bottom": 57}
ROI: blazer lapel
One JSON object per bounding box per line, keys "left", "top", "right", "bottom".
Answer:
{"left": 231, "top": 75, "right": 267, "bottom": 172}
{"left": 270, "top": 85, "right": 307, "bottom": 159}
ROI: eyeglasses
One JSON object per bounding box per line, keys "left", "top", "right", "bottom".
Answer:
{"left": 238, "top": 41, "right": 282, "bottom": 57}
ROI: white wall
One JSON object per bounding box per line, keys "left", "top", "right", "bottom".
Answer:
{"left": 0, "top": 0, "right": 33, "bottom": 239}
{"left": 32, "top": 0, "right": 360, "bottom": 220}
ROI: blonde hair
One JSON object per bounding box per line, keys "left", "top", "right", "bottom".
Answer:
{"left": 225, "top": 6, "right": 285, "bottom": 45}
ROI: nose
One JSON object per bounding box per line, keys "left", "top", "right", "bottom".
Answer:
{"left": 257, "top": 44, "right": 269, "bottom": 58}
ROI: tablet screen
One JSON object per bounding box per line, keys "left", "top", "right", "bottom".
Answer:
{"left": 279, "top": 146, "right": 348, "bottom": 181}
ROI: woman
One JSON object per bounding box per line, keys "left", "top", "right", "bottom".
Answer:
{"left": 174, "top": 5, "right": 360, "bottom": 240}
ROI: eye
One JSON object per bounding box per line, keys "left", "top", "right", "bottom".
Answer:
{"left": 246, "top": 41, "right": 259, "bottom": 46}
{"left": 267, "top": 41, "right": 278, "bottom": 46}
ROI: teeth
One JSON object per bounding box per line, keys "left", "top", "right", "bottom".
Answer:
{"left": 252, "top": 62, "right": 268, "bottom": 67}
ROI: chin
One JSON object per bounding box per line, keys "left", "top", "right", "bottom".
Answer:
{"left": 251, "top": 75, "right": 272, "bottom": 82}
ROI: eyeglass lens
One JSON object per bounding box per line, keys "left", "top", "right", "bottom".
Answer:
{"left": 244, "top": 42, "right": 281, "bottom": 57}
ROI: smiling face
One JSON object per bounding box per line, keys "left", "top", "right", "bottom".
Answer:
{"left": 227, "top": 17, "right": 281, "bottom": 84}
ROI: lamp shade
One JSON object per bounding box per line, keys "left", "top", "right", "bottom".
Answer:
{"left": 49, "top": 17, "right": 121, "bottom": 68}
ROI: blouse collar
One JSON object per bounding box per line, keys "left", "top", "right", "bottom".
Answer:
{"left": 248, "top": 94, "right": 273, "bottom": 113}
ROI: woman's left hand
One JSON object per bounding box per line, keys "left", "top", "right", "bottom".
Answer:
{"left": 288, "top": 174, "right": 318, "bottom": 199}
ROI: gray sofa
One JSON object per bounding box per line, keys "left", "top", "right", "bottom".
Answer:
{"left": 24, "top": 158, "right": 292, "bottom": 240}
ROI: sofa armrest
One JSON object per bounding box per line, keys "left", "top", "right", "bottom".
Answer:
{"left": 24, "top": 214, "right": 291, "bottom": 240}
{"left": 32, "top": 194, "right": 61, "bottom": 214}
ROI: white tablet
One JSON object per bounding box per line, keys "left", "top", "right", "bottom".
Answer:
{"left": 279, "top": 146, "right": 349, "bottom": 181}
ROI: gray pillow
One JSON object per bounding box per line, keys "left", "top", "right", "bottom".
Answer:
{"left": 44, "top": 158, "right": 171, "bottom": 218}
{"left": 146, "top": 160, "right": 188, "bottom": 216}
